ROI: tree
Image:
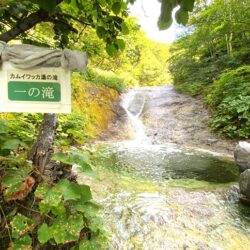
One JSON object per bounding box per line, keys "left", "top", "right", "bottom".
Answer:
{"left": 168, "top": 0, "right": 250, "bottom": 137}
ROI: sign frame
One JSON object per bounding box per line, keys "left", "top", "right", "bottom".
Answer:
{"left": 0, "top": 62, "right": 71, "bottom": 113}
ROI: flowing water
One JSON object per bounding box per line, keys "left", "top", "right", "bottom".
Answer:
{"left": 79, "top": 86, "right": 250, "bottom": 249}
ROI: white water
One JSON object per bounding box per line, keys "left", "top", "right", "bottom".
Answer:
{"left": 121, "top": 89, "right": 150, "bottom": 144}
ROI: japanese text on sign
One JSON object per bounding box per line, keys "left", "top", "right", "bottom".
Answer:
{"left": 8, "top": 82, "right": 61, "bottom": 102}
{"left": 9, "top": 73, "right": 59, "bottom": 81}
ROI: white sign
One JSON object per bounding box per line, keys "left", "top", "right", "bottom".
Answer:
{"left": 0, "top": 62, "right": 71, "bottom": 113}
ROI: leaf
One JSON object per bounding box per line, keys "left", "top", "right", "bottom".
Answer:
{"left": 57, "top": 179, "right": 81, "bottom": 201}
{"left": 4, "top": 176, "right": 35, "bottom": 202}
{"left": 158, "top": 16, "right": 173, "bottom": 30}
{"left": 175, "top": 9, "right": 189, "bottom": 26}
{"left": 88, "top": 216, "right": 104, "bottom": 233}
{"left": 75, "top": 201, "right": 100, "bottom": 214}
{"left": 51, "top": 202, "right": 66, "bottom": 216}
{"left": 2, "top": 168, "right": 33, "bottom": 198}
{"left": 32, "top": 0, "right": 57, "bottom": 13}
{"left": 157, "top": 0, "right": 173, "bottom": 30}
{"left": 39, "top": 185, "right": 62, "bottom": 214}
{"left": 70, "top": 0, "right": 79, "bottom": 8}
{"left": 50, "top": 214, "right": 84, "bottom": 244}
{"left": 10, "top": 214, "right": 35, "bottom": 238}
{"left": 76, "top": 165, "right": 96, "bottom": 178}
{"left": 106, "top": 44, "right": 118, "bottom": 57}
{"left": 58, "top": 179, "right": 92, "bottom": 202}
{"left": 35, "top": 183, "right": 49, "bottom": 200}
{"left": 180, "top": 0, "right": 195, "bottom": 12}
{"left": 112, "top": 2, "right": 121, "bottom": 15}
{"left": 121, "top": 22, "right": 129, "bottom": 35}
{"left": 2, "top": 172, "right": 23, "bottom": 197}
{"left": 71, "top": 151, "right": 91, "bottom": 166}
{"left": 1, "top": 139, "right": 21, "bottom": 150}
{"left": 78, "top": 184, "right": 92, "bottom": 202}
{"left": 52, "top": 151, "right": 91, "bottom": 166}
{"left": 52, "top": 152, "right": 74, "bottom": 165}
{"left": 96, "top": 26, "right": 106, "bottom": 39}
{"left": 67, "top": 129, "right": 84, "bottom": 138}
{"left": 116, "top": 39, "right": 126, "bottom": 50}
{"left": 9, "top": 234, "right": 32, "bottom": 250}
{"left": 98, "top": 0, "right": 106, "bottom": 7}
{"left": 0, "top": 120, "right": 8, "bottom": 134}
{"left": 38, "top": 224, "right": 51, "bottom": 244}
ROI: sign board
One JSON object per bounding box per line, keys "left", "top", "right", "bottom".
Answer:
{"left": 0, "top": 62, "right": 71, "bottom": 113}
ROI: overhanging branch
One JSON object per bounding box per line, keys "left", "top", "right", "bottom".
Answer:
{"left": 0, "top": 0, "right": 63, "bottom": 43}
{"left": 62, "top": 13, "right": 91, "bottom": 27}
{"left": 0, "top": 9, "right": 50, "bottom": 43}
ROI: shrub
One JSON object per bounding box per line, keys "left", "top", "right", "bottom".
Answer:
{"left": 83, "top": 67, "right": 125, "bottom": 92}
{"left": 206, "top": 66, "right": 250, "bottom": 108}
{"left": 206, "top": 66, "right": 250, "bottom": 138}
{"left": 57, "top": 113, "right": 90, "bottom": 145}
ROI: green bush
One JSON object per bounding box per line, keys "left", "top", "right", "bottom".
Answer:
{"left": 206, "top": 66, "right": 250, "bottom": 107}
{"left": 7, "top": 113, "right": 42, "bottom": 145}
{"left": 57, "top": 113, "right": 90, "bottom": 145}
{"left": 175, "top": 81, "right": 204, "bottom": 96}
{"left": 206, "top": 66, "right": 250, "bottom": 138}
{"left": 83, "top": 67, "right": 125, "bottom": 92}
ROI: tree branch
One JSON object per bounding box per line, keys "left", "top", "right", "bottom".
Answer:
{"left": 0, "top": 9, "right": 50, "bottom": 42}
{"left": 0, "top": 0, "right": 63, "bottom": 43}
{"left": 62, "top": 13, "right": 91, "bottom": 26}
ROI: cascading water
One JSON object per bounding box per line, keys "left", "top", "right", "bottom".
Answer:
{"left": 78, "top": 86, "right": 250, "bottom": 250}
{"left": 121, "top": 88, "right": 150, "bottom": 143}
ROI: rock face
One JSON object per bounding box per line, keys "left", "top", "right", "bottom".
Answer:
{"left": 239, "top": 169, "right": 250, "bottom": 199}
{"left": 127, "top": 92, "right": 145, "bottom": 116}
{"left": 234, "top": 141, "right": 250, "bottom": 173}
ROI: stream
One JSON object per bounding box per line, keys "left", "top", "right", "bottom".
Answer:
{"left": 78, "top": 86, "right": 250, "bottom": 249}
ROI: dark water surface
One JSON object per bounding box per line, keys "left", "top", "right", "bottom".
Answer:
{"left": 96, "top": 143, "right": 238, "bottom": 184}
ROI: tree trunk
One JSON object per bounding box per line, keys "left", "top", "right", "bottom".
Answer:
{"left": 229, "top": 32, "right": 233, "bottom": 56}
{"left": 29, "top": 113, "right": 57, "bottom": 179}
{"left": 226, "top": 33, "right": 233, "bottom": 56}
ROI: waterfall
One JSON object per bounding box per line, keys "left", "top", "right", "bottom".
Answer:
{"left": 121, "top": 89, "right": 150, "bottom": 143}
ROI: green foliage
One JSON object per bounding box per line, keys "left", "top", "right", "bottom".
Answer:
{"left": 8, "top": 113, "right": 43, "bottom": 145}
{"left": 169, "top": 0, "right": 250, "bottom": 138}
{"left": 206, "top": 66, "right": 250, "bottom": 138}
{"left": 1, "top": 0, "right": 182, "bottom": 58}
{"left": 88, "top": 17, "right": 172, "bottom": 87}
{"left": 158, "top": 0, "right": 195, "bottom": 30}
{"left": 1, "top": 144, "right": 108, "bottom": 249}
{"left": 0, "top": 0, "right": 131, "bottom": 55}
{"left": 83, "top": 67, "right": 125, "bottom": 92}
{"left": 206, "top": 66, "right": 250, "bottom": 108}
{"left": 175, "top": 81, "right": 204, "bottom": 96}
{"left": 209, "top": 96, "right": 250, "bottom": 138}
{"left": 34, "top": 150, "right": 107, "bottom": 248}
{"left": 2, "top": 164, "right": 32, "bottom": 198}
{"left": 10, "top": 213, "right": 35, "bottom": 249}
{"left": 57, "top": 112, "right": 90, "bottom": 145}
{"left": 52, "top": 150, "right": 95, "bottom": 177}
{"left": 0, "top": 119, "right": 21, "bottom": 156}
{"left": 0, "top": 117, "right": 107, "bottom": 248}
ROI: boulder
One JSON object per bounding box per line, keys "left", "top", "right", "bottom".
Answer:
{"left": 239, "top": 169, "right": 250, "bottom": 199}
{"left": 234, "top": 141, "right": 250, "bottom": 173}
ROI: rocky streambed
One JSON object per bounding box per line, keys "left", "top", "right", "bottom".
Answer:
{"left": 78, "top": 85, "right": 250, "bottom": 249}
{"left": 101, "top": 86, "right": 237, "bottom": 156}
